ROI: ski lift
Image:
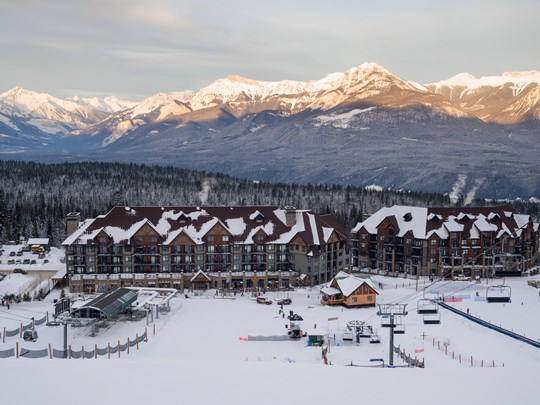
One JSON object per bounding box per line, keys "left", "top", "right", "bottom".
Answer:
{"left": 393, "top": 316, "right": 405, "bottom": 334}
{"left": 346, "top": 320, "right": 364, "bottom": 330}
{"left": 342, "top": 331, "right": 354, "bottom": 341}
{"left": 23, "top": 329, "right": 38, "bottom": 342}
{"left": 423, "top": 313, "right": 441, "bottom": 324}
{"left": 381, "top": 314, "right": 392, "bottom": 327}
{"left": 417, "top": 299, "right": 439, "bottom": 314}
{"left": 486, "top": 284, "right": 511, "bottom": 303}
{"left": 369, "top": 329, "right": 381, "bottom": 344}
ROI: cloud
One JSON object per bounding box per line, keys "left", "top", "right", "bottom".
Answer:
{"left": 125, "top": 3, "right": 187, "bottom": 30}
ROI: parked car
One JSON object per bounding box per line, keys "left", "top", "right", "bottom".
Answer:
{"left": 43, "top": 259, "right": 49, "bottom": 264}
{"left": 16, "top": 250, "right": 23, "bottom": 256}
{"left": 256, "top": 297, "right": 273, "bottom": 305}
{"left": 453, "top": 274, "right": 471, "bottom": 281}
{"left": 30, "top": 259, "right": 37, "bottom": 265}
{"left": 7, "top": 259, "right": 15, "bottom": 265}
{"left": 277, "top": 298, "right": 292, "bottom": 305}
{"left": 23, "top": 259, "right": 30, "bottom": 265}
{"left": 38, "top": 252, "right": 45, "bottom": 259}
{"left": 13, "top": 268, "right": 27, "bottom": 275}
{"left": 9, "top": 251, "right": 16, "bottom": 257}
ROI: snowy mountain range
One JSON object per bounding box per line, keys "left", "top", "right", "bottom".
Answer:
{"left": 1, "top": 62, "right": 539, "bottom": 200}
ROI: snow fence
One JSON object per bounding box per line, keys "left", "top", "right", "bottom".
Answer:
{"left": 2, "top": 315, "right": 47, "bottom": 341}
{"left": 0, "top": 329, "right": 148, "bottom": 359}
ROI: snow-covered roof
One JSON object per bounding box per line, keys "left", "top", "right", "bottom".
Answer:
{"left": 190, "top": 269, "right": 210, "bottom": 283}
{"left": 351, "top": 206, "right": 428, "bottom": 238}
{"left": 444, "top": 219, "right": 464, "bottom": 233}
{"left": 27, "top": 238, "right": 49, "bottom": 245}
{"left": 330, "top": 271, "right": 376, "bottom": 298}
{"left": 352, "top": 205, "right": 531, "bottom": 240}
{"left": 321, "top": 286, "right": 341, "bottom": 296}
{"left": 62, "top": 206, "right": 347, "bottom": 248}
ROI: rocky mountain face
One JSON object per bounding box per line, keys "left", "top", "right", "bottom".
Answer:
{"left": 1, "top": 63, "right": 539, "bottom": 200}
{"left": 426, "top": 71, "right": 540, "bottom": 124}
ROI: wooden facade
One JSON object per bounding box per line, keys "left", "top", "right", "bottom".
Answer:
{"left": 63, "top": 206, "right": 349, "bottom": 293}
{"left": 321, "top": 272, "right": 378, "bottom": 308}
{"left": 351, "top": 205, "right": 539, "bottom": 278}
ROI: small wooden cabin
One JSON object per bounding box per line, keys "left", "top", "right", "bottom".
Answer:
{"left": 321, "top": 271, "right": 378, "bottom": 308}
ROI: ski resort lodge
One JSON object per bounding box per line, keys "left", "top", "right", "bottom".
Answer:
{"left": 62, "top": 207, "right": 349, "bottom": 293}
{"left": 350, "top": 205, "right": 539, "bottom": 278}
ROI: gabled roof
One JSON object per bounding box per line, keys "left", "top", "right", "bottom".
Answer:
{"left": 353, "top": 204, "right": 534, "bottom": 240}
{"left": 352, "top": 206, "right": 427, "bottom": 238}
{"left": 190, "top": 269, "right": 211, "bottom": 283}
{"left": 62, "top": 206, "right": 348, "bottom": 247}
{"left": 73, "top": 288, "right": 138, "bottom": 320}
{"left": 329, "top": 271, "right": 377, "bottom": 298}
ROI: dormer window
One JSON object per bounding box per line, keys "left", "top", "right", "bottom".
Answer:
{"left": 178, "top": 214, "right": 188, "bottom": 224}
{"left": 250, "top": 210, "right": 265, "bottom": 223}
{"left": 488, "top": 213, "right": 501, "bottom": 221}
{"left": 403, "top": 213, "right": 412, "bottom": 222}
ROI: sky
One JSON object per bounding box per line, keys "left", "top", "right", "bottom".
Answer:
{"left": 0, "top": 0, "right": 539, "bottom": 100}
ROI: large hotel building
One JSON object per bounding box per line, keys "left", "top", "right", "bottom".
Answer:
{"left": 63, "top": 206, "right": 349, "bottom": 293}
{"left": 350, "top": 205, "right": 539, "bottom": 277}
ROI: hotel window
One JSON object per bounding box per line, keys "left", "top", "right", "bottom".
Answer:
{"left": 207, "top": 235, "right": 215, "bottom": 242}
{"left": 222, "top": 235, "right": 229, "bottom": 242}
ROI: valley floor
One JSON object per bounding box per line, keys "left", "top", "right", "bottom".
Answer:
{"left": 1, "top": 275, "right": 539, "bottom": 404}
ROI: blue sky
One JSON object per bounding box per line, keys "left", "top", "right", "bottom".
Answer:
{"left": 1, "top": 0, "right": 538, "bottom": 100}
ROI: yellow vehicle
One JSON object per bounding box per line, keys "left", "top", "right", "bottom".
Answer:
{"left": 31, "top": 245, "right": 44, "bottom": 254}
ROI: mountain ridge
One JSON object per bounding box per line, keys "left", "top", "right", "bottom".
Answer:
{"left": 1, "top": 63, "right": 539, "bottom": 200}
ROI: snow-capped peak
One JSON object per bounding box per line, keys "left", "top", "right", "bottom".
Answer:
{"left": 430, "top": 70, "right": 540, "bottom": 89}
{"left": 434, "top": 73, "right": 478, "bottom": 87}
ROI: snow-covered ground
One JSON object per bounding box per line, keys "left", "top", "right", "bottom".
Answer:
{"left": 1, "top": 275, "right": 539, "bottom": 404}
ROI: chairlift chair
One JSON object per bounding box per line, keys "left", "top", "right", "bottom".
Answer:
{"left": 380, "top": 314, "right": 392, "bottom": 328}
{"left": 486, "top": 285, "right": 511, "bottom": 303}
{"left": 423, "top": 313, "right": 441, "bottom": 324}
{"left": 417, "top": 299, "right": 439, "bottom": 314}
{"left": 369, "top": 330, "right": 381, "bottom": 344}
{"left": 393, "top": 324, "right": 405, "bottom": 334}
{"left": 358, "top": 324, "right": 374, "bottom": 338}
{"left": 346, "top": 320, "right": 364, "bottom": 330}
{"left": 342, "top": 331, "right": 354, "bottom": 341}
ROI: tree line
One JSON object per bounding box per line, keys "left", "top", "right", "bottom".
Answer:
{"left": 0, "top": 160, "right": 538, "bottom": 246}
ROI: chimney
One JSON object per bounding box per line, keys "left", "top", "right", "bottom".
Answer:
{"left": 66, "top": 212, "right": 81, "bottom": 237}
{"left": 284, "top": 206, "right": 297, "bottom": 227}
